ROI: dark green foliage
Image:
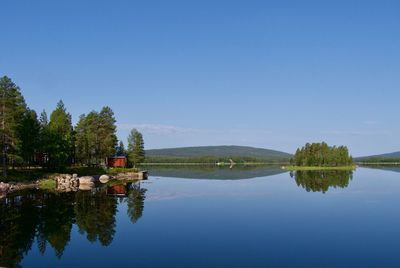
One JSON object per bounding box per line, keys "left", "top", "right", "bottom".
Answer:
{"left": 0, "top": 182, "right": 149, "bottom": 267}
{"left": 47, "top": 101, "right": 74, "bottom": 169}
{"left": 145, "top": 146, "right": 292, "bottom": 163}
{"left": 292, "top": 170, "right": 353, "bottom": 193}
{"left": 36, "top": 192, "right": 75, "bottom": 258}
{"left": 0, "top": 191, "right": 75, "bottom": 266}
{"left": 17, "top": 109, "right": 40, "bottom": 166}
{"left": 74, "top": 189, "right": 117, "bottom": 246}
{"left": 292, "top": 142, "right": 354, "bottom": 167}
{"left": 127, "top": 129, "right": 145, "bottom": 166}
{"left": 0, "top": 76, "right": 28, "bottom": 176}
{"left": 75, "top": 107, "right": 117, "bottom": 166}
{"left": 0, "top": 76, "right": 142, "bottom": 177}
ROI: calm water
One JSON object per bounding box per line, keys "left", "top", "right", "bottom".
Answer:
{"left": 2, "top": 166, "right": 400, "bottom": 267}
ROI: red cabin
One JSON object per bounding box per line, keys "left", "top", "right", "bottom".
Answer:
{"left": 107, "top": 156, "right": 127, "bottom": 168}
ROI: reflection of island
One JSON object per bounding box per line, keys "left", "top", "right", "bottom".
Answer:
{"left": 291, "top": 170, "right": 353, "bottom": 193}
{"left": 0, "top": 182, "right": 147, "bottom": 267}
{"left": 147, "top": 165, "right": 287, "bottom": 180}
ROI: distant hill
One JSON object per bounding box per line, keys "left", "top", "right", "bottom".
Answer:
{"left": 145, "top": 145, "right": 292, "bottom": 163}
{"left": 355, "top": 151, "right": 400, "bottom": 162}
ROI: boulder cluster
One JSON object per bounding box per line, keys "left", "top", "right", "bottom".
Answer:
{"left": 0, "top": 171, "right": 146, "bottom": 197}
{"left": 0, "top": 182, "right": 11, "bottom": 198}
{"left": 55, "top": 174, "right": 111, "bottom": 192}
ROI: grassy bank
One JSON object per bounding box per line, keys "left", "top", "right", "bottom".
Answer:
{"left": 283, "top": 165, "right": 357, "bottom": 171}
{"left": 38, "top": 179, "right": 57, "bottom": 190}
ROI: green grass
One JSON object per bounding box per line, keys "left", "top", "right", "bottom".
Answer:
{"left": 38, "top": 179, "right": 56, "bottom": 190}
{"left": 107, "top": 167, "right": 140, "bottom": 174}
{"left": 283, "top": 165, "right": 357, "bottom": 171}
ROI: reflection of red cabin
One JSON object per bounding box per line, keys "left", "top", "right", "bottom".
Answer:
{"left": 107, "top": 184, "right": 127, "bottom": 196}
{"left": 107, "top": 156, "right": 127, "bottom": 168}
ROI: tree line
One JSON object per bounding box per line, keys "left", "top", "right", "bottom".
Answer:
{"left": 291, "top": 142, "right": 354, "bottom": 167}
{"left": 0, "top": 76, "right": 145, "bottom": 177}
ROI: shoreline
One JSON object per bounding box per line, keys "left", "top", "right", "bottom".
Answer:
{"left": 142, "top": 162, "right": 289, "bottom": 166}
{"left": 0, "top": 170, "right": 148, "bottom": 198}
{"left": 283, "top": 166, "right": 357, "bottom": 171}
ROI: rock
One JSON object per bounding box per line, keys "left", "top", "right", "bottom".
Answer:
{"left": 114, "top": 171, "right": 148, "bottom": 181}
{"left": 55, "top": 174, "right": 82, "bottom": 192}
{"left": 99, "top": 175, "right": 110, "bottom": 184}
{"left": 79, "top": 176, "right": 95, "bottom": 185}
{"left": 79, "top": 184, "right": 94, "bottom": 191}
{"left": 0, "top": 182, "right": 10, "bottom": 192}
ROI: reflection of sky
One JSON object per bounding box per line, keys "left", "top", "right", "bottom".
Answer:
{"left": 145, "top": 167, "right": 400, "bottom": 201}
{"left": 21, "top": 168, "right": 400, "bottom": 267}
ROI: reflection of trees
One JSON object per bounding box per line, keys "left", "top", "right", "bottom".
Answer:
{"left": 74, "top": 188, "right": 117, "bottom": 246}
{"left": 0, "top": 191, "right": 74, "bottom": 266}
{"left": 0, "top": 184, "right": 147, "bottom": 267}
{"left": 292, "top": 170, "right": 353, "bottom": 193}
{"left": 0, "top": 191, "right": 39, "bottom": 267}
{"left": 36, "top": 192, "right": 75, "bottom": 258}
{"left": 126, "top": 183, "right": 147, "bottom": 224}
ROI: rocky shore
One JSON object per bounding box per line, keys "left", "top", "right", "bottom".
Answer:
{"left": 0, "top": 181, "right": 39, "bottom": 198}
{"left": 0, "top": 171, "right": 148, "bottom": 197}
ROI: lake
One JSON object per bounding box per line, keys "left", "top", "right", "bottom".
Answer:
{"left": 2, "top": 166, "right": 400, "bottom": 267}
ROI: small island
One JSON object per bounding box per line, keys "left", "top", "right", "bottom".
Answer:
{"left": 284, "top": 142, "right": 356, "bottom": 171}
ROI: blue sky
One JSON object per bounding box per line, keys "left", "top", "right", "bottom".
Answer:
{"left": 1, "top": 0, "right": 399, "bottom": 156}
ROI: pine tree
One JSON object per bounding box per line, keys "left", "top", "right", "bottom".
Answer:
{"left": 127, "top": 129, "right": 145, "bottom": 167}
{"left": 116, "top": 141, "right": 126, "bottom": 156}
{"left": 48, "top": 100, "right": 74, "bottom": 168}
{"left": 98, "top": 107, "right": 117, "bottom": 163}
{"left": 0, "top": 76, "right": 27, "bottom": 177}
{"left": 17, "top": 109, "right": 40, "bottom": 167}
{"left": 74, "top": 107, "right": 117, "bottom": 166}
{"left": 75, "top": 114, "right": 90, "bottom": 165}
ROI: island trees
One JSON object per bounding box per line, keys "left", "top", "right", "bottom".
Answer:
{"left": 292, "top": 142, "right": 354, "bottom": 167}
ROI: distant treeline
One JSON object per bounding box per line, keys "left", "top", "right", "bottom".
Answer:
{"left": 292, "top": 142, "right": 354, "bottom": 167}
{"left": 357, "top": 157, "right": 400, "bottom": 163}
